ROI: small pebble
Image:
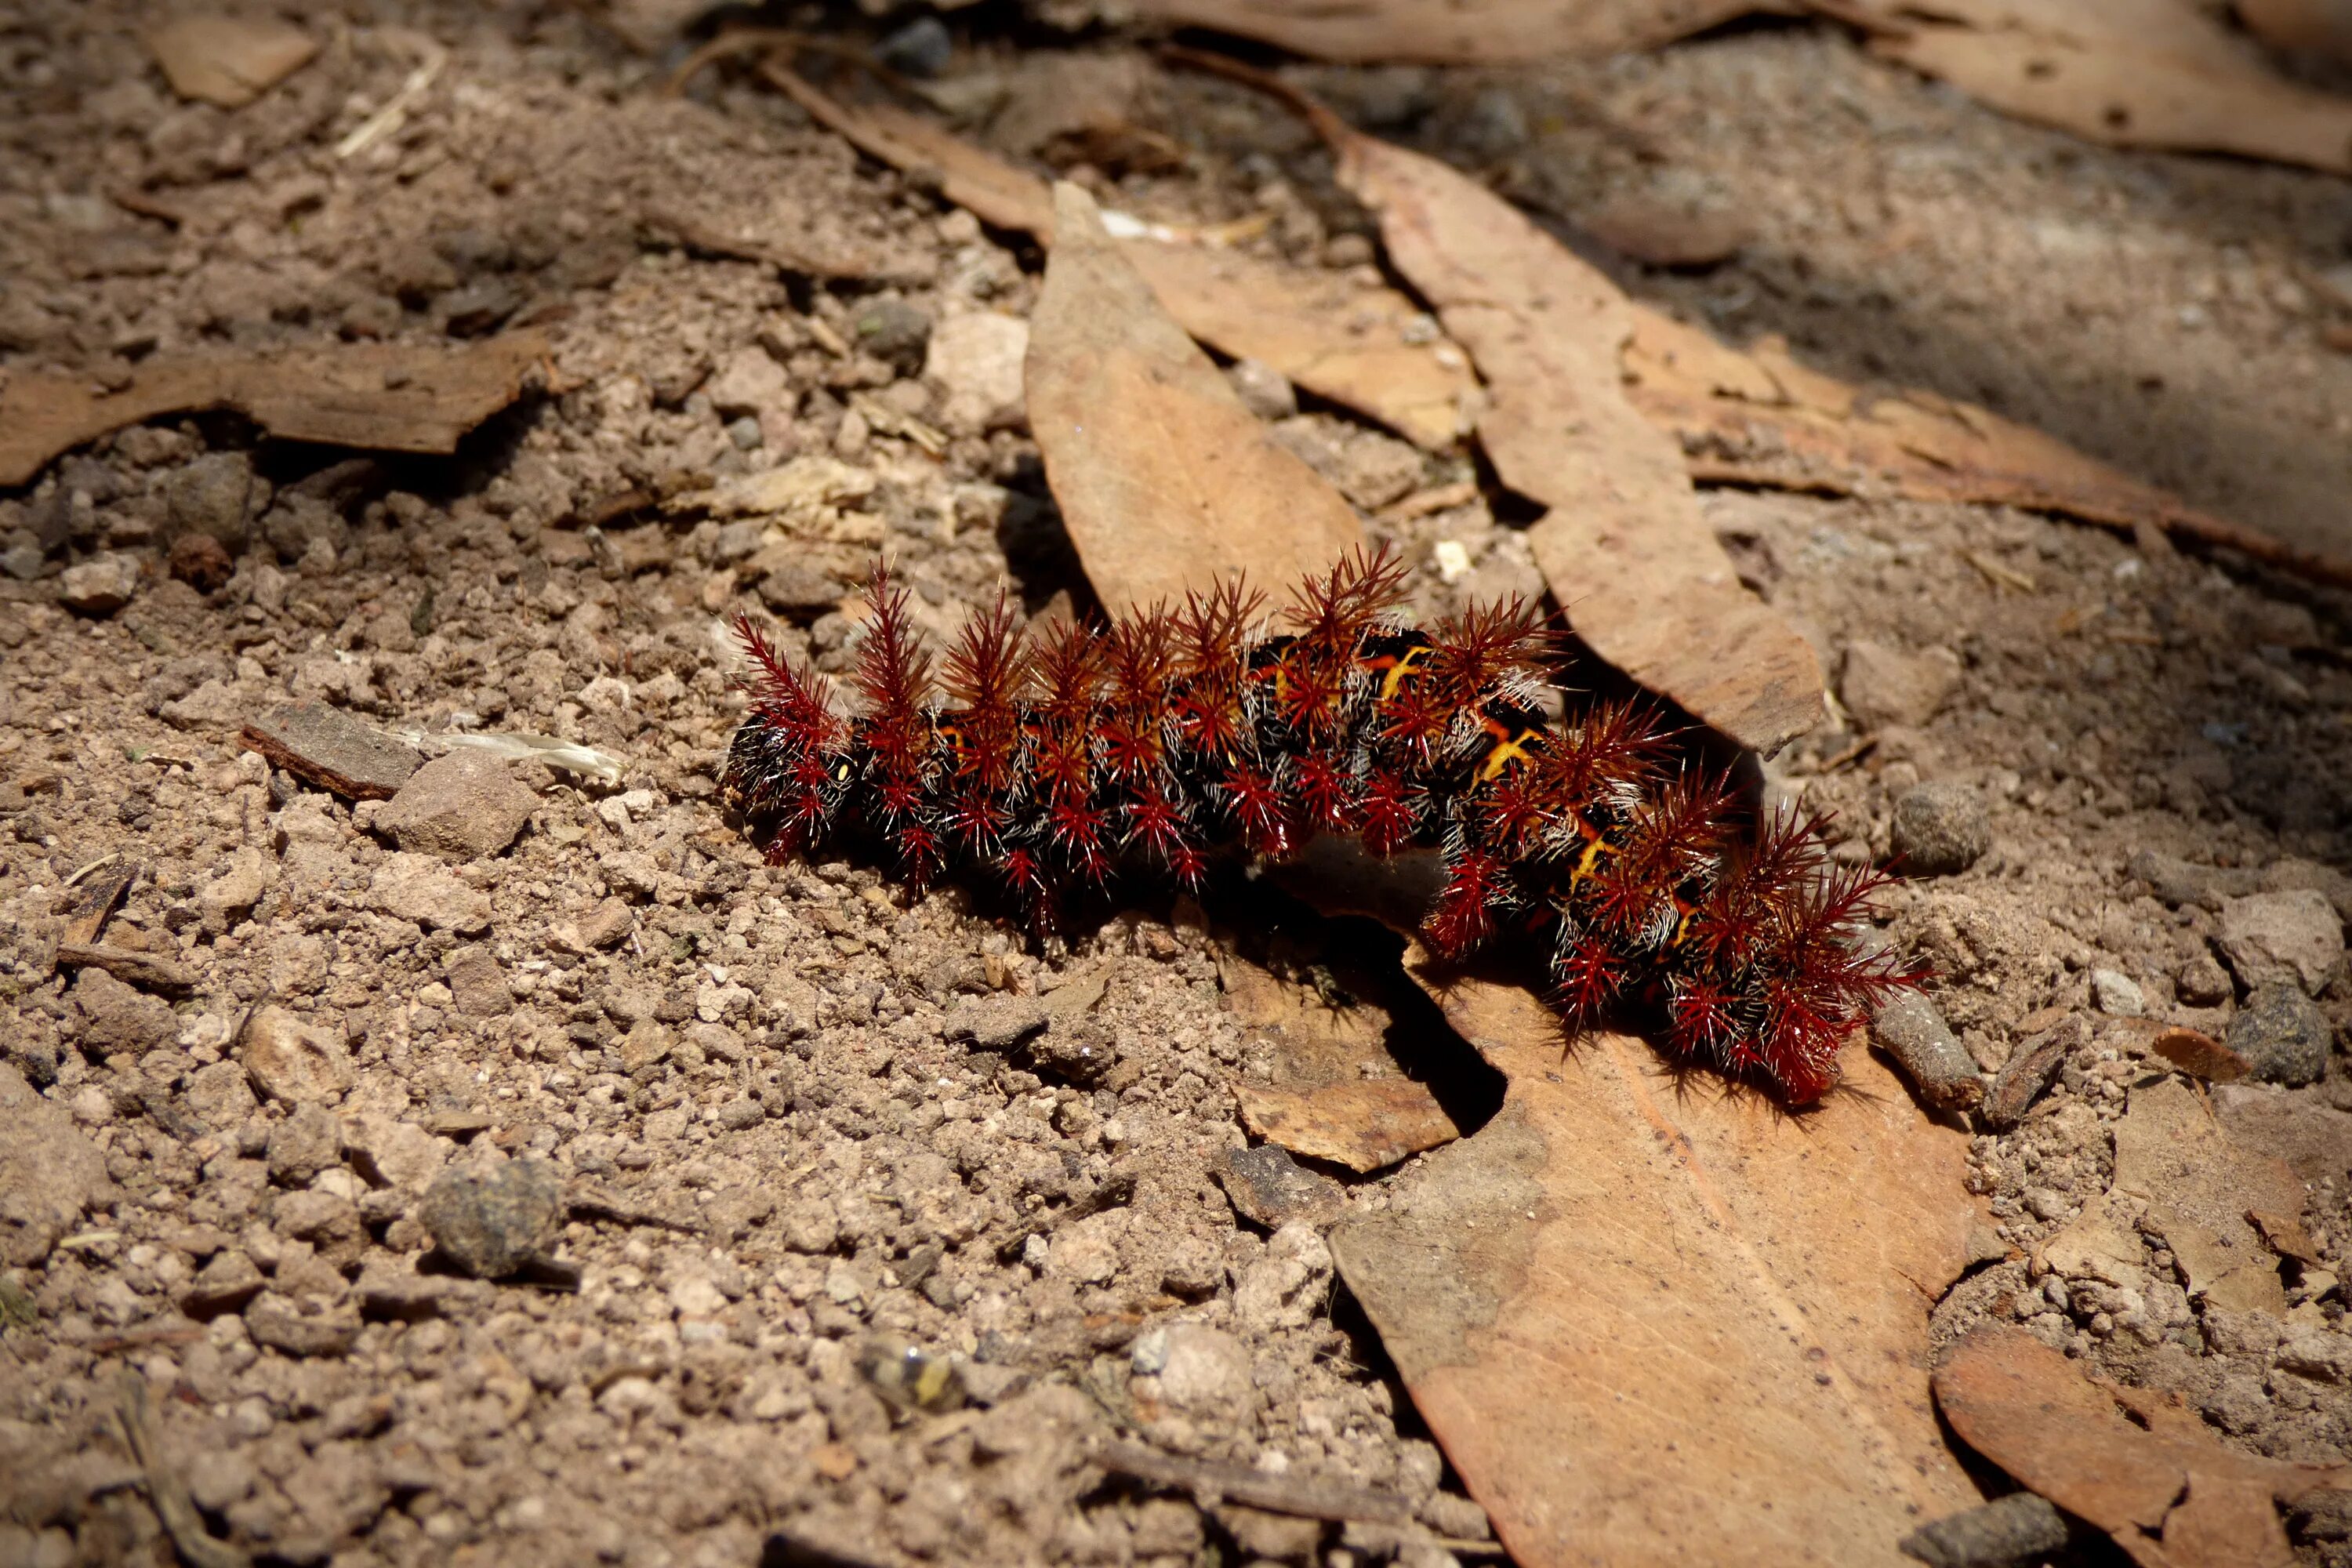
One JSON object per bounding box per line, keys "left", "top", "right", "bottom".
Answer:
{"left": 1889, "top": 782, "right": 1989, "bottom": 877}
{"left": 1225, "top": 358, "right": 1298, "bottom": 421}
{"left": 2227, "top": 982, "right": 2330, "bottom": 1087}
{"left": 418, "top": 1158, "right": 563, "bottom": 1279}
{"left": 1900, "top": 1492, "right": 2068, "bottom": 1568}
{"left": 2089, "top": 968, "right": 2146, "bottom": 1018}
{"left": 875, "top": 15, "right": 953, "bottom": 77}
{"left": 854, "top": 299, "right": 933, "bottom": 371}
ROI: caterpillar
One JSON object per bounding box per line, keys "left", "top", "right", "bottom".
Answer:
{"left": 721, "top": 549, "right": 1918, "bottom": 1102}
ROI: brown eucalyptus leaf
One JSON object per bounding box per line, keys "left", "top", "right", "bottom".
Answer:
{"left": 1618, "top": 313, "right": 2352, "bottom": 588}
{"left": 1025, "top": 183, "right": 1367, "bottom": 616}
{"left": 1131, "top": 0, "right": 1790, "bottom": 63}
{"left": 1845, "top": 1, "right": 2352, "bottom": 176}
{"left": 1935, "top": 1327, "right": 2352, "bottom": 1568}
{"left": 766, "top": 65, "right": 1473, "bottom": 449}
{"left": 1320, "top": 124, "right": 1823, "bottom": 752}
{"left": 1330, "top": 962, "right": 1979, "bottom": 1567}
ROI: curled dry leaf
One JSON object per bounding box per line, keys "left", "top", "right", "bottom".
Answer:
{"left": 1129, "top": 0, "right": 1790, "bottom": 63}
{"left": 1842, "top": 0, "right": 2352, "bottom": 176}
{"left": 764, "top": 63, "right": 1474, "bottom": 450}
{"left": 1304, "top": 101, "right": 1823, "bottom": 752}
{"left": 1330, "top": 960, "right": 1978, "bottom": 1567}
{"left": 1935, "top": 1327, "right": 2352, "bottom": 1568}
{"left": 0, "top": 331, "right": 549, "bottom": 488}
{"left": 1024, "top": 183, "right": 1367, "bottom": 616}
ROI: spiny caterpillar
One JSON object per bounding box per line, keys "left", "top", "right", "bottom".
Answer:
{"left": 722, "top": 550, "right": 1917, "bottom": 1102}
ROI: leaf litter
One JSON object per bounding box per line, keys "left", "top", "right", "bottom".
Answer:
{"left": 1936, "top": 1327, "right": 2352, "bottom": 1568}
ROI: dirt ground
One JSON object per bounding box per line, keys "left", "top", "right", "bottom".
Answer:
{"left": 4, "top": 4, "right": 2352, "bottom": 1566}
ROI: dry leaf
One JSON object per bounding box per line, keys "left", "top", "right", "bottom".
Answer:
{"left": 1316, "top": 118, "right": 1824, "bottom": 752}
{"left": 765, "top": 65, "right": 1474, "bottom": 449}
{"left": 1935, "top": 1327, "right": 2352, "bottom": 1568}
{"left": 144, "top": 16, "right": 318, "bottom": 109}
{"left": 2238, "top": 0, "right": 2352, "bottom": 67}
{"left": 2112, "top": 1078, "right": 2304, "bottom": 1316}
{"left": 1025, "top": 183, "right": 1367, "bottom": 616}
{"left": 1123, "top": 245, "right": 1472, "bottom": 451}
{"left": 0, "top": 332, "right": 549, "bottom": 488}
{"left": 2149, "top": 1025, "right": 2250, "bottom": 1083}
{"left": 1331, "top": 962, "right": 1978, "bottom": 1567}
{"left": 1846, "top": 0, "right": 2352, "bottom": 177}
{"left": 1217, "top": 952, "right": 1463, "bottom": 1173}
{"left": 1621, "top": 314, "right": 2352, "bottom": 588}
{"left": 1131, "top": 0, "right": 1789, "bottom": 63}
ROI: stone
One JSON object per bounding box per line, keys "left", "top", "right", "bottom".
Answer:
{"left": 166, "top": 452, "right": 255, "bottom": 548}
{"left": 2176, "top": 950, "right": 2234, "bottom": 1007}
{"left": 369, "top": 853, "right": 492, "bottom": 933}
{"left": 944, "top": 994, "right": 1050, "bottom": 1051}
{"left": 1889, "top": 781, "right": 1989, "bottom": 877}
{"left": 356, "top": 1256, "right": 446, "bottom": 1318}
{"left": 1132, "top": 1322, "right": 1253, "bottom": 1425}
{"left": 240, "top": 703, "right": 420, "bottom": 801}
{"left": 1225, "top": 358, "right": 1298, "bottom": 421}
{"left": 267, "top": 1102, "right": 344, "bottom": 1185}
{"left": 243, "top": 1290, "right": 360, "bottom": 1357}
{"left": 1839, "top": 640, "right": 1959, "bottom": 730}
{"left": 1869, "top": 990, "right": 1983, "bottom": 1111}
{"left": 167, "top": 532, "right": 234, "bottom": 592}
{"left": 575, "top": 898, "right": 634, "bottom": 951}
{"left": 1029, "top": 1018, "right": 1117, "bottom": 1084}
{"left": 375, "top": 750, "right": 535, "bottom": 861}
{"left": 1900, "top": 1494, "right": 2068, "bottom": 1568}
{"left": 181, "top": 1247, "right": 264, "bottom": 1315}
{"left": 924, "top": 310, "right": 1029, "bottom": 434}
{"left": 240, "top": 1006, "right": 355, "bottom": 1104}
{"left": 186, "top": 1059, "right": 260, "bottom": 1131}
{"left": 418, "top": 1157, "right": 562, "bottom": 1278}
{"left": 342, "top": 1114, "right": 447, "bottom": 1192}
{"left": 2090, "top": 968, "right": 2147, "bottom": 1018}
{"left": 705, "top": 345, "right": 790, "bottom": 419}
{"left": 71, "top": 967, "right": 180, "bottom": 1054}
{"left": 876, "top": 14, "right": 953, "bottom": 74}
{"left": 57, "top": 552, "right": 138, "bottom": 613}
{"left": 854, "top": 298, "right": 933, "bottom": 369}
{"left": 1232, "top": 1221, "right": 1334, "bottom": 1333}
{"left": 442, "top": 946, "right": 513, "bottom": 1017}
{"left": 757, "top": 562, "right": 849, "bottom": 614}
{"left": 1216, "top": 1144, "right": 1347, "bottom": 1230}
{"left": 0, "top": 1063, "right": 108, "bottom": 1266}
{"left": 2218, "top": 890, "right": 2343, "bottom": 995}
{"left": 2129, "top": 849, "right": 2261, "bottom": 912}
{"left": 198, "top": 845, "right": 270, "bottom": 933}
{"left": 2228, "top": 982, "right": 2330, "bottom": 1087}
{"left": 713, "top": 1097, "right": 765, "bottom": 1131}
